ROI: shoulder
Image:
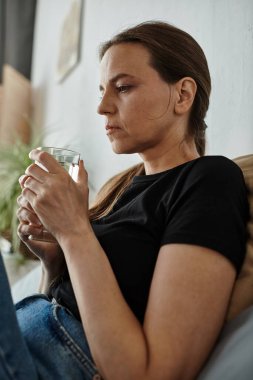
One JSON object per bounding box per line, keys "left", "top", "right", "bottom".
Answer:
{"left": 185, "top": 155, "right": 245, "bottom": 187}
{"left": 191, "top": 155, "right": 242, "bottom": 174}
{"left": 158, "top": 155, "right": 247, "bottom": 203}
{"left": 169, "top": 155, "right": 248, "bottom": 210}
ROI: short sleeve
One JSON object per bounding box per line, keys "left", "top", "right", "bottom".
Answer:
{"left": 161, "top": 157, "right": 249, "bottom": 273}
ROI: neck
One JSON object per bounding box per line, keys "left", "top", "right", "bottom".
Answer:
{"left": 140, "top": 140, "right": 200, "bottom": 175}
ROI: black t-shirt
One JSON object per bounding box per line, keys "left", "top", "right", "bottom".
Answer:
{"left": 51, "top": 156, "right": 249, "bottom": 323}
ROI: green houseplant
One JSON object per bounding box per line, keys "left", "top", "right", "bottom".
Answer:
{"left": 0, "top": 138, "right": 39, "bottom": 256}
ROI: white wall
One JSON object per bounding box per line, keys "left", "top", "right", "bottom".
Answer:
{"left": 32, "top": 0, "right": 253, "bottom": 196}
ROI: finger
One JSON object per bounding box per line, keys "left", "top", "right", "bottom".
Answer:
{"left": 17, "top": 207, "right": 42, "bottom": 226}
{"left": 19, "top": 175, "right": 29, "bottom": 189}
{"left": 77, "top": 160, "right": 88, "bottom": 186}
{"left": 17, "top": 194, "right": 34, "bottom": 212}
{"left": 29, "top": 149, "right": 63, "bottom": 174}
{"left": 18, "top": 222, "right": 43, "bottom": 240}
{"left": 23, "top": 176, "right": 43, "bottom": 195}
{"left": 21, "top": 187, "right": 37, "bottom": 207}
{"left": 17, "top": 222, "right": 29, "bottom": 242}
{"left": 25, "top": 163, "right": 48, "bottom": 183}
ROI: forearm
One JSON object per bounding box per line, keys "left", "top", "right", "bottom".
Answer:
{"left": 38, "top": 265, "right": 54, "bottom": 294}
{"left": 38, "top": 260, "right": 65, "bottom": 294}
{"left": 38, "top": 265, "right": 54, "bottom": 293}
{"left": 59, "top": 224, "right": 150, "bottom": 380}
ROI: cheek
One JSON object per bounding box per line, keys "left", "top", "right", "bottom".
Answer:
{"left": 136, "top": 91, "right": 171, "bottom": 122}
{"left": 119, "top": 88, "right": 172, "bottom": 130}
{"left": 118, "top": 99, "right": 143, "bottom": 127}
{"left": 147, "top": 95, "right": 171, "bottom": 121}
{"left": 121, "top": 95, "right": 153, "bottom": 122}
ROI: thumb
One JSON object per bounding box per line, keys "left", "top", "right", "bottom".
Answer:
{"left": 77, "top": 159, "right": 88, "bottom": 186}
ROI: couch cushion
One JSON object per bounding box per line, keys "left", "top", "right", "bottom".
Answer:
{"left": 198, "top": 304, "right": 253, "bottom": 379}
{"left": 226, "top": 155, "right": 253, "bottom": 321}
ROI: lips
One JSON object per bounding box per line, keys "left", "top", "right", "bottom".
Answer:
{"left": 105, "top": 124, "right": 121, "bottom": 135}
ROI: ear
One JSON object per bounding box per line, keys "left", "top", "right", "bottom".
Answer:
{"left": 174, "top": 77, "right": 197, "bottom": 115}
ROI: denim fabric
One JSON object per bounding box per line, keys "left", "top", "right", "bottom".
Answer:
{"left": 0, "top": 254, "right": 102, "bottom": 380}
{"left": 0, "top": 254, "right": 38, "bottom": 380}
{"left": 16, "top": 295, "right": 101, "bottom": 380}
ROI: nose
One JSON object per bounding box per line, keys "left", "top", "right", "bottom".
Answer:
{"left": 97, "top": 91, "right": 116, "bottom": 115}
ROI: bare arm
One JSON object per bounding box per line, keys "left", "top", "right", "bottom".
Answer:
{"left": 60, "top": 228, "right": 236, "bottom": 380}
{"left": 38, "top": 260, "right": 65, "bottom": 294}
{"left": 38, "top": 265, "right": 51, "bottom": 294}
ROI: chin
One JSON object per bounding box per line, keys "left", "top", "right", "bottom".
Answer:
{"left": 111, "top": 142, "right": 138, "bottom": 155}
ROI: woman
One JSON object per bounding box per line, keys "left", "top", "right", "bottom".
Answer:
{"left": 2, "top": 21, "right": 248, "bottom": 379}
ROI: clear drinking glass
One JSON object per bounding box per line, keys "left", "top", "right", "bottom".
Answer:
{"left": 29, "top": 147, "right": 80, "bottom": 243}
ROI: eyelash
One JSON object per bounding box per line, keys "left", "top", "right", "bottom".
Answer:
{"left": 99, "top": 85, "right": 132, "bottom": 100}
{"left": 116, "top": 85, "right": 132, "bottom": 93}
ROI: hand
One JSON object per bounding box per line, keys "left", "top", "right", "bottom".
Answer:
{"left": 21, "top": 149, "right": 89, "bottom": 244}
{"left": 17, "top": 174, "right": 64, "bottom": 271}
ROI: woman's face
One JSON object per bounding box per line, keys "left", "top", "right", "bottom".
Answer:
{"left": 98, "top": 43, "right": 179, "bottom": 156}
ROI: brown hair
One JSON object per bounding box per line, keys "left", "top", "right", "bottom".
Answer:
{"left": 89, "top": 20, "right": 211, "bottom": 220}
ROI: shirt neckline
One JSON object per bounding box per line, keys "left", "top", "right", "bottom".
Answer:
{"left": 132, "top": 157, "right": 202, "bottom": 184}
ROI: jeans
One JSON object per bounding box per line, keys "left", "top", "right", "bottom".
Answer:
{"left": 0, "top": 254, "right": 102, "bottom": 379}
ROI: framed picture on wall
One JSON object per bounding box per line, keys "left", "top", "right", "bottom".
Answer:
{"left": 56, "top": 0, "right": 83, "bottom": 82}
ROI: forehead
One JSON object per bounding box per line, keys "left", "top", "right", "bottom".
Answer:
{"left": 100, "top": 43, "right": 152, "bottom": 79}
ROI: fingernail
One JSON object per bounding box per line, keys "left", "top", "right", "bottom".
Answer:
{"left": 19, "top": 175, "right": 25, "bottom": 183}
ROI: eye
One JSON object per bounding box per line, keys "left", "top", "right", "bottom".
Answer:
{"left": 116, "top": 85, "right": 132, "bottom": 93}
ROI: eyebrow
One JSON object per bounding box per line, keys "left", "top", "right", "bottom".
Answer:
{"left": 99, "top": 73, "right": 137, "bottom": 91}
